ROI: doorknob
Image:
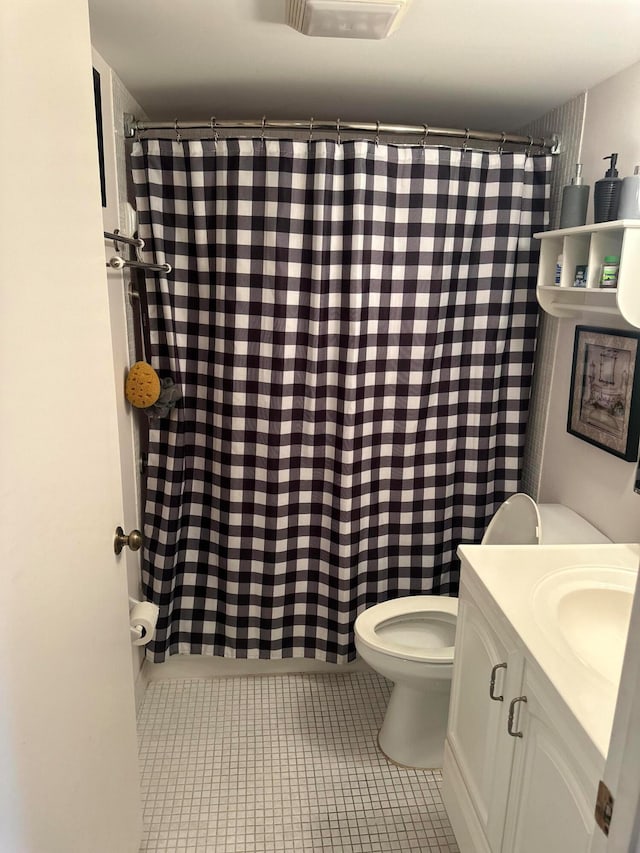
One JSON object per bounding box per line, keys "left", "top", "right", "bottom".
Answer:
{"left": 114, "top": 526, "right": 144, "bottom": 555}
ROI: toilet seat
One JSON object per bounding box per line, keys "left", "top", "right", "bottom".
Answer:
{"left": 355, "top": 596, "right": 458, "bottom": 664}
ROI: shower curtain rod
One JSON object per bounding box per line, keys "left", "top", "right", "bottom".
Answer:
{"left": 123, "top": 114, "right": 560, "bottom": 154}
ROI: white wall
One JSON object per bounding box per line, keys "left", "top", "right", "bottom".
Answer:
{"left": 581, "top": 62, "right": 640, "bottom": 219}
{"left": 0, "top": 2, "right": 141, "bottom": 850}
{"left": 538, "top": 61, "right": 640, "bottom": 541}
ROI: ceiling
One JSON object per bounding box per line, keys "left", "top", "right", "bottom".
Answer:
{"left": 88, "top": 0, "right": 640, "bottom": 132}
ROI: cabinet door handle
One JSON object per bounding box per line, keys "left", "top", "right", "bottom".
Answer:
{"left": 507, "top": 696, "right": 528, "bottom": 737}
{"left": 489, "top": 662, "right": 507, "bottom": 701}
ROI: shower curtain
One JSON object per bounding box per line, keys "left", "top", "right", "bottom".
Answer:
{"left": 132, "top": 138, "right": 550, "bottom": 663}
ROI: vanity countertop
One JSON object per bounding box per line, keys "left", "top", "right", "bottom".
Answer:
{"left": 457, "top": 542, "right": 640, "bottom": 758}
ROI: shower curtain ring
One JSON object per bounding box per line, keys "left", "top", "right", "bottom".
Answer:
{"left": 422, "top": 124, "right": 429, "bottom": 148}
{"left": 210, "top": 116, "right": 219, "bottom": 144}
{"left": 498, "top": 131, "right": 506, "bottom": 154}
{"left": 375, "top": 121, "right": 381, "bottom": 146}
{"left": 308, "top": 117, "right": 314, "bottom": 143}
{"left": 261, "top": 116, "right": 267, "bottom": 144}
{"left": 336, "top": 118, "right": 341, "bottom": 145}
{"left": 463, "top": 128, "right": 470, "bottom": 152}
{"left": 526, "top": 135, "right": 533, "bottom": 158}
{"left": 174, "top": 119, "right": 181, "bottom": 142}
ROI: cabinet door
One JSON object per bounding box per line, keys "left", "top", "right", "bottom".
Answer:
{"left": 501, "top": 666, "right": 597, "bottom": 853}
{"left": 446, "top": 598, "right": 523, "bottom": 850}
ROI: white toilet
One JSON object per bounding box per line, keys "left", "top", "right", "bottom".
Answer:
{"left": 354, "top": 494, "right": 610, "bottom": 769}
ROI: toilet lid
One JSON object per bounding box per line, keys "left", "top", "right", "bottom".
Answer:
{"left": 354, "top": 595, "right": 458, "bottom": 663}
{"left": 481, "top": 493, "right": 541, "bottom": 545}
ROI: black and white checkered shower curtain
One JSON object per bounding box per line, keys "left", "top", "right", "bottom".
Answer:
{"left": 132, "top": 139, "right": 550, "bottom": 663}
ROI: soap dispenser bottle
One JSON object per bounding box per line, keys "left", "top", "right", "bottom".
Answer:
{"left": 559, "top": 163, "right": 589, "bottom": 228}
{"left": 594, "top": 153, "right": 622, "bottom": 222}
{"left": 618, "top": 165, "right": 640, "bottom": 219}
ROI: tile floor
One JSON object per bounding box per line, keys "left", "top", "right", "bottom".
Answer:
{"left": 137, "top": 673, "right": 460, "bottom": 852}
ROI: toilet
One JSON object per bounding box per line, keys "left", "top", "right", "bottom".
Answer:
{"left": 353, "top": 494, "right": 610, "bottom": 769}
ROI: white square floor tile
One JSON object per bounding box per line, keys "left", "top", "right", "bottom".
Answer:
{"left": 137, "top": 674, "right": 459, "bottom": 852}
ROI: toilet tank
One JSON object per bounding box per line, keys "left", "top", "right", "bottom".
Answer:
{"left": 481, "top": 493, "right": 610, "bottom": 545}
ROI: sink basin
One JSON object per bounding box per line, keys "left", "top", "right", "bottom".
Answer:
{"left": 533, "top": 566, "right": 637, "bottom": 685}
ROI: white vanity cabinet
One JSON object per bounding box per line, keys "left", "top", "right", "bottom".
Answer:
{"left": 500, "top": 664, "right": 597, "bottom": 853}
{"left": 443, "top": 574, "right": 604, "bottom": 853}
{"left": 443, "top": 596, "right": 523, "bottom": 852}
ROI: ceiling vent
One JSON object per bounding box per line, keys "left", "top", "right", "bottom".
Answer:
{"left": 287, "top": 0, "right": 411, "bottom": 39}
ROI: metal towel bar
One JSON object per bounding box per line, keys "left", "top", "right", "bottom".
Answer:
{"left": 103, "top": 230, "right": 171, "bottom": 274}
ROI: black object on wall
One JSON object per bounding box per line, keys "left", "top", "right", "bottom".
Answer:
{"left": 93, "top": 67, "right": 107, "bottom": 208}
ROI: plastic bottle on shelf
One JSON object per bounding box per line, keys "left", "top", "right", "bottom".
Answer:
{"left": 573, "top": 265, "right": 588, "bottom": 288}
{"left": 599, "top": 256, "right": 619, "bottom": 289}
{"left": 554, "top": 253, "right": 563, "bottom": 285}
{"left": 618, "top": 166, "right": 640, "bottom": 219}
{"left": 559, "top": 164, "right": 590, "bottom": 228}
{"left": 594, "top": 154, "right": 622, "bottom": 222}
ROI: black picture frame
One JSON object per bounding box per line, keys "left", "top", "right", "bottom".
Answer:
{"left": 567, "top": 325, "right": 640, "bottom": 462}
{"left": 93, "top": 67, "right": 107, "bottom": 208}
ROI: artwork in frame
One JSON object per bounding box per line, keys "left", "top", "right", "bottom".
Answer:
{"left": 568, "top": 325, "right": 640, "bottom": 462}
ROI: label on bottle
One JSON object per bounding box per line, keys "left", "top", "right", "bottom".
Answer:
{"left": 573, "top": 265, "right": 588, "bottom": 288}
{"left": 600, "top": 263, "right": 619, "bottom": 289}
{"left": 555, "top": 254, "right": 563, "bottom": 285}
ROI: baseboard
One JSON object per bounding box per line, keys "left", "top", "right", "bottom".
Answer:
{"left": 143, "top": 654, "right": 372, "bottom": 682}
{"left": 442, "top": 739, "right": 491, "bottom": 853}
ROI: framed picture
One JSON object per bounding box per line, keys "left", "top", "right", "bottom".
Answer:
{"left": 568, "top": 325, "right": 640, "bottom": 461}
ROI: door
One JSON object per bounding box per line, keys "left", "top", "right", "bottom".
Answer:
{"left": 93, "top": 46, "right": 147, "bottom": 699}
{"left": 0, "top": 2, "right": 142, "bottom": 851}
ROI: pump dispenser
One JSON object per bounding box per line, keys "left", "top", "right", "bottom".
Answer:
{"left": 594, "top": 153, "right": 622, "bottom": 222}
{"left": 559, "top": 163, "right": 589, "bottom": 228}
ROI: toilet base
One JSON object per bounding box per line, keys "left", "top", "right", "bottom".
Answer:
{"left": 377, "top": 680, "right": 451, "bottom": 769}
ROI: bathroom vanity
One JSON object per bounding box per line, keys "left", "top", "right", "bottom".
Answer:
{"left": 442, "top": 543, "right": 639, "bottom": 853}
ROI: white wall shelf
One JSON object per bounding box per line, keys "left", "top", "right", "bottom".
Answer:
{"left": 535, "top": 220, "right": 640, "bottom": 327}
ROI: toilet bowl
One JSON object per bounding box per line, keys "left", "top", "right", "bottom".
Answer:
{"left": 355, "top": 596, "right": 458, "bottom": 768}
{"left": 354, "top": 494, "right": 609, "bottom": 769}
